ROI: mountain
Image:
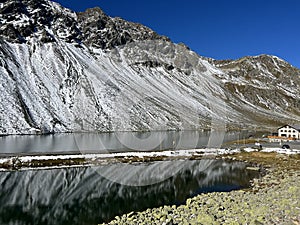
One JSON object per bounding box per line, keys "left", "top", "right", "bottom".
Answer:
{"left": 210, "top": 55, "right": 300, "bottom": 127}
{"left": 0, "top": 0, "right": 299, "bottom": 135}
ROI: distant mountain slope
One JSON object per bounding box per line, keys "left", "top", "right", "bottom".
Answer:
{"left": 0, "top": 0, "right": 299, "bottom": 135}
{"left": 211, "top": 55, "right": 300, "bottom": 127}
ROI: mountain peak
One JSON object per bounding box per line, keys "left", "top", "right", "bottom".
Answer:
{"left": 1, "top": 0, "right": 300, "bottom": 135}
{"left": 0, "top": 0, "right": 169, "bottom": 48}
{"left": 79, "top": 7, "right": 107, "bottom": 17}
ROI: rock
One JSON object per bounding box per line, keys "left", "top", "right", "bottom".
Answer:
{"left": 246, "top": 166, "right": 260, "bottom": 171}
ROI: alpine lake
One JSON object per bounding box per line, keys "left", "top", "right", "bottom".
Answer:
{"left": 0, "top": 131, "right": 263, "bottom": 225}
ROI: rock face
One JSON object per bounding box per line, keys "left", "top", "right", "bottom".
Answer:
{"left": 0, "top": 0, "right": 168, "bottom": 46}
{"left": 0, "top": 0, "right": 300, "bottom": 134}
{"left": 77, "top": 7, "right": 170, "bottom": 49}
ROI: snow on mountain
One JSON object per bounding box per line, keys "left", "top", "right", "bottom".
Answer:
{"left": 0, "top": 0, "right": 299, "bottom": 135}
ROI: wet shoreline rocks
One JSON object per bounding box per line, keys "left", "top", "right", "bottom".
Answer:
{"left": 101, "top": 152, "right": 300, "bottom": 225}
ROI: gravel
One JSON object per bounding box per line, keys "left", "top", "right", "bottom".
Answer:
{"left": 100, "top": 152, "right": 300, "bottom": 225}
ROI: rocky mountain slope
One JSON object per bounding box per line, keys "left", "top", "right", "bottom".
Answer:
{"left": 0, "top": 0, "right": 300, "bottom": 135}
{"left": 211, "top": 55, "right": 300, "bottom": 127}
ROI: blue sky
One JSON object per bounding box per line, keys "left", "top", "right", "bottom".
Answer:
{"left": 54, "top": 0, "right": 300, "bottom": 68}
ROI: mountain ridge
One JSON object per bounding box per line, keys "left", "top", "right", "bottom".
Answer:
{"left": 0, "top": 0, "right": 300, "bottom": 135}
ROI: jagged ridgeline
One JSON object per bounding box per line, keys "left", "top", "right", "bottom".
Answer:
{"left": 0, "top": 0, "right": 300, "bottom": 135}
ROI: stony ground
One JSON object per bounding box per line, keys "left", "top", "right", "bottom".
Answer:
{"left": 100, "top": 152, "right": 300, "bottom": 225}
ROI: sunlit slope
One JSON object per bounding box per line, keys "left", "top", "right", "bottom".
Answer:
{"left": 0, "top": 0, "right": 300, "bottom": 134}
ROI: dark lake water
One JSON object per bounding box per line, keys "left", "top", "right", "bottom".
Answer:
{"left": 0, "top": 130, "right": 254, "bottom": 155}
{"left": 0, "top": 159, "right": 261, "bottom": 225}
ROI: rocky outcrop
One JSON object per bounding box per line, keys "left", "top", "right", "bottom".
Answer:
{"left": 77, "top": 7, "right": 169, "bottom": 49}
{"left": 0, "top": 0, "right": 168, "bottom": 48}
{"left": 0, "top": 0, "right": 81, "bottom": 43}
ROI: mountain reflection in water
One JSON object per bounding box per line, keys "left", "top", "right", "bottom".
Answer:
{"left": 0, "top": 159, "right": 260, "bottom": 225}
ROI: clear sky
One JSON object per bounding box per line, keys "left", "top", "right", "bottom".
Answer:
{"left": 53, "top": 0, "right": 300, "bottom": 68}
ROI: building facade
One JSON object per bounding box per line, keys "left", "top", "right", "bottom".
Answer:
{"left": 278, "top": 125, "right": 300, "bottom": 139}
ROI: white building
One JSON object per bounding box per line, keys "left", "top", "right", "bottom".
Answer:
{"left": 278, "top": 125, "right": 300, "bottom": 139}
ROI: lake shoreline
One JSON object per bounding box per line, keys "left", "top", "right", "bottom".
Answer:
{"left": 1, "top": 148, "right": 299, "bottom": 171}
{"left": 100, "top": 152, "right": 300, "bottom": 225}
{"left": 0, "top": 148, "right": 230, "bottom": 171}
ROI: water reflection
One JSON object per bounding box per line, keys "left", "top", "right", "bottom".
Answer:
{"left": 0, "top": 159, "right": 260, "bottom": 225}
